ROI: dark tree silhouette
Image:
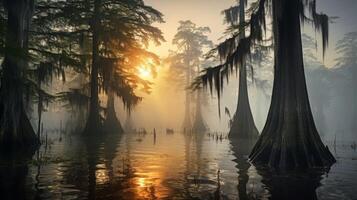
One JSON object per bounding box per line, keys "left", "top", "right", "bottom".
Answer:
{"left": 0, "top": 0, "right": 39, "bottom": 150}
{"left": 40, "top": 0, "right": 164, "bottom": 134}
{"left": 222, "top": 0, "right": 259, "bottom": 140}
{"left": 195, "top": 0, "right": 335, "bottom": 170}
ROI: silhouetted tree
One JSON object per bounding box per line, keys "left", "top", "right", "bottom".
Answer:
{"left": 222, "top": 0, "right": 259, "bottom": 140}
{"left": 171, "top": 20, "right": 213, "bottom": 132}
{"left": 41, "top": 0, "right": 164, "bottom": 134}
{"left": 195, "top": 0, "right": 335, "bottom": 170}
{"left": 0, "top": 0, "right": 39, "bottom": 150}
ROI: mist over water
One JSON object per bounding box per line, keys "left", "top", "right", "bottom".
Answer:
{"left": 0, "top": 0, "right": 356, "bottom": 199}
{"left": 1, "top": 130, "right": 355, "bottom": 199}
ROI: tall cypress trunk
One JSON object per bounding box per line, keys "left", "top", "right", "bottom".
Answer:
{"left": 37, "top": 80, "right": 42, "bottom": 138}
{"left": 229, "top": 0, "right": 259, "bottom": 140}
{"left": 124, "top": 113, "right": 134, "bottom": 133}
{"left": 230, "top": 63, "right": 259, "bottom": 140}
{"left": 182, "top": 57, "right": 192, "bottom": 131}
{"left": 0, "top": 0, "right": 38, "bottom": 150}
{"left": 352, "top": 71, "right": 357, "bottom": 134}
{"left": 249, "top": 0, "right": 335, "bottom": 170}
{"left": 192, "top": 63, "right": 207, "bottom": 133}
{"left": 192, "top": 84, "right": 207, "bottom": 133}
{"left": 103, "top": 90, "right": 124, "bottom": 134}
{"left": 84, "top": 0, "right": 101, "bottom": 133}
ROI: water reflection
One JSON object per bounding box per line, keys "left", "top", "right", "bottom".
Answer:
{"left": 230, "top": 139, "right": 257, "bottom": 200}
{"left": 257, "top": 168, "right": 324, "bottom": 200}
{"left": 0, "top": 130, "right": 355, "bottom": 199}
{"left": 230, "top": 138, "right": 328, "bottom": 200}
{"left": 0, "top": 151, "right": 35, "bottom": 199}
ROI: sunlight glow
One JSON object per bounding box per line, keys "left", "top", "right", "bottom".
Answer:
{"left": 138, "top": 67, "right": 151, "bottom": 79}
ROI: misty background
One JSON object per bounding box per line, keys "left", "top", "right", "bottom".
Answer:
{"left": 40, "top": 0, "right": 357, "bottom": 142}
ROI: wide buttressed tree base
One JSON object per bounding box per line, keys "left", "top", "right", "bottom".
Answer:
{"left": 103, "top": 92, "right": 124, "bottom": 134}
{"left": 196, "top": 0, "right": 335, "bottom": 170}
{"left": 192, "top": 90, "right": 207, "bottom": 133}
{"left": 249, "top": 0, "right": 335, "bottom": 170}
{"left": 229, "top": 65, "right": 259, "bottom": 141}
{"left": 192, "top": 114, "right": 207, "bottom": 133}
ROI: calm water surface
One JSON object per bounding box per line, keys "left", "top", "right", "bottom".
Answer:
{"left": 0, "top": 130, "right": 356, "bottom": 200}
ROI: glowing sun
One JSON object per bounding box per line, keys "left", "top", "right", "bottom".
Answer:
{"left": 138, "top": 67, "right": 151, "bottom": 79}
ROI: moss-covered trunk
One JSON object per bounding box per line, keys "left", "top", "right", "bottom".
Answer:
{"left": 229, "top": 0, "right": 259, "bottom": 141}
{"left": 249, "top": 0, "right": 335, "bottom": 170}
{"left": 0, "top": 0, "right": 38, "bottom": 150}
{"left": 84, "top": 0, "right": 102, "bottom": 133}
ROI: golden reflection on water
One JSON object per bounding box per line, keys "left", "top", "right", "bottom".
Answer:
{"left": 95, "top": 164, "right": 109, "bottom": 185}
{"left": 117, "top": 132, "right": 189, "bottom": 199}
{"left": 18, "top": 130, "right": 353, "bottom": 200}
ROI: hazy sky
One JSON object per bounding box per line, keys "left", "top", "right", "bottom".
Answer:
{"left": 136, "top": 0, "right": 357, "bottom": 131}
{"left": 145, "top": 0, "right": 357, "bottom": 67}
{"left": 145, "top": 0, "right": 236, "bottom": 56}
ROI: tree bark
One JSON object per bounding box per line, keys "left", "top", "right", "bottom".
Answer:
{"left": 84, "top": 0, "right": 102, "bottom": 134}
{"left": 192, "top": 63, "right": 207, "bottom": 133}
{"left": 37, "top": 89, "right": 43, "bottom": 138}
{"left": 229, "top": 63, "right": 259, "bottom": 140}
{"left": 182, "top": 57, "right": 192, "bottom": 132}
{"left": 124, "top": 113, "right": 135, "bottom": 133}
{"left": 249, "top": 0, "right": 335, "bottom": 170}
{"left": 103, "top": 90, "right": 124, "bottom": 134}
{"left": 0, "top": 0, "right": 38, "bottom": 151}
{"left": 229, "top": 0, "right": 259, "bottom": 141}
{"left": 192, "top": 89, "right": 207, "bottom": 133}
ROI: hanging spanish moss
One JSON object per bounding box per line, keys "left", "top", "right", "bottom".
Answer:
{"left": 194, "top": 0, "right": 335, "bottom": 170}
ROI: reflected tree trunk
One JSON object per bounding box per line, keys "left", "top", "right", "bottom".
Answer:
{"left": 0, "top": 156, "right": 31, "bottom": 199}
{"left": 231, "top": 139, "right": 256, "bottom": 200}
{"left": 249, "top": 0, "right": 335, "bottom": 170}
{"left": 258, "top": 170, "right": 322, "bottom": 200}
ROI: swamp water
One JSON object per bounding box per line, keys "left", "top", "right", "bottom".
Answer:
{"left": 0, "top": 130, "right": 356, "bottom": 200}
